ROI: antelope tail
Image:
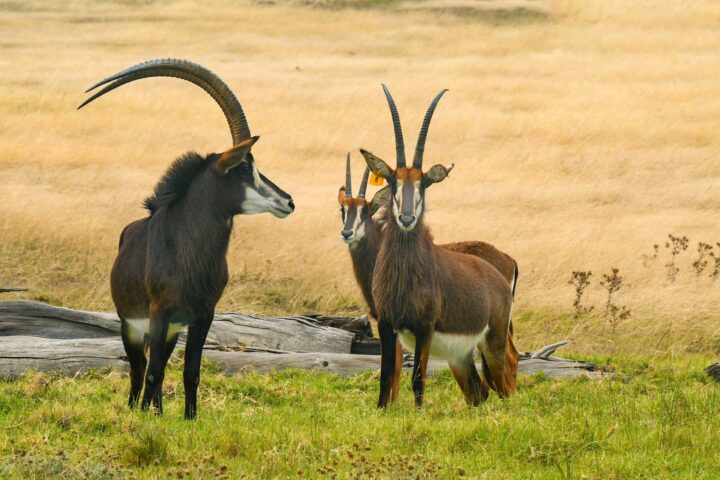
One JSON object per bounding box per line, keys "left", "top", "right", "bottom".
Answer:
{"left": 508, "top": 263, "right": 519, "bottom": 335}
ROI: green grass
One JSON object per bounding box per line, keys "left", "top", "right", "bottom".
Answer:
{"left": 1, "top": 357, "right": 719, "bottom": 479}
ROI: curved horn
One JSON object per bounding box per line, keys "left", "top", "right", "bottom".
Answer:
{"left": 412, "top": 89, "right": 448, "bottom": 169}
{"left": 78, "top": 58, "right": 251, "bottom": 145}
{"left": 345, "top": 153, "right": 352, "bottom": 197}
{"left": 357, "top": 167, "right": 371, "bottom": 199}
{"left": 381, "top": 84, "right": 406, "bottom": 168}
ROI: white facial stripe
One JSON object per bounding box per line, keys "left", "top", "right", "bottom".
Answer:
{"left": 239, "top": 186, "right": 271, "bottom": 214}
{"left": 354, "top": 209, "right": 365, "bottom": 238}
{"left": 240, "top": 164, "right": 287, "bottom": 215}
{"left": 392, "top": 180, "right": 402, "bottom": 217}
{"left": 252, "top": 163, "right": 261, "bottom": 187}
{"left": 413, "top": 180, "right": 423, "bottom": 219}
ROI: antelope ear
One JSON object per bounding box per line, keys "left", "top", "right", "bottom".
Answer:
{"left": 360, "top": 149, "right": 393, "bottom": 179}
{"left": 424, "top": 163, "right": 454, "bottom": 187}
{"left": 369, "top": 185, "right": 391, "bottom": 216}
{"left": 338, "top": 187, "right": 346, "bottom": 205}
{"left": 216, "top": 136, "right": 259, "bottom": 175}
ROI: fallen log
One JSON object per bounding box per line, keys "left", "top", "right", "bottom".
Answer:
{"left": 208, "top": 350, "right": 600, "bottom": 379}
{"left": 0, "top": 288, "right": 29, "bottom": 293}
{"left": 0, "top": 336, "right": 128, "bottom": 378}
{"left": 302, "top": 313, "right": 374, "bottom": 340}
{"left": 0, "top": 300, "right": 600, "bottom": 379}
{"left": 0, "top": 300, "right": 354, "bottom": 354}
{"left": 0, "top": 335, "right": 600, "bottom": 379}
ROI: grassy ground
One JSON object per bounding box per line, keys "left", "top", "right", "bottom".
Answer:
{"left": 1, "top": 357, "right": 718, "bottom": 479}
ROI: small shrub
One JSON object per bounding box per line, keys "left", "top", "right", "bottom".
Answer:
{"left": 600, "top": 268, "right": 631, "bottom": 346}
{"left": 709, "top": 243, "right": 720, "bottom": 280}
{"left": 664, "top": 234, "right": 689, "bottom": 283}
{"left": 691, "top": 242, "right": 713, "bottom": 276}
{"left": 568, "top": 271, "right": 594, "bottom": 318}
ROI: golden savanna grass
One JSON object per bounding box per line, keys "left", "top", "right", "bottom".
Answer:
{"left": 0, "top": 0, "right": 718, "bottom": 355}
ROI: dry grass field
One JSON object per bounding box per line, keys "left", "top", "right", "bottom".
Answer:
{"left": 1, "top": 0, "right": 719, "bottom": 355}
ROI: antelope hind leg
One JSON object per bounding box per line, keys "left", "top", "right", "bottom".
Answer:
{"left": 448, "top": 353, "right": 488, "bottom": 406}
{"left": 411, "top": 329, "right": 432, "bottom": 408}
{"left": 120, "top": 320, "right": 146, "bottom": 408}
{"left": 391, "top": 338, "right": 403, "bottom": 402}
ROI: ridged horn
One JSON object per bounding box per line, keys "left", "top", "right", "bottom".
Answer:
{"left": 358, "top": 167, "right": 370, "bottom": 199}
{"left": 345, "top": 153, "right": 352, "bottom": 197}
{"left": 78, "top": 58, "right": 251, "bottom": 145}
{"left": 412, "top": 89, "right": 448, "bottom": 169}
{"left": 381, "top": 84, "right": 406, "bottom": 168}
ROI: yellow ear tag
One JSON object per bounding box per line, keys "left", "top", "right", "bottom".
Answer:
{"left": 369, "top": 173, "right": 384, "bottom": 186}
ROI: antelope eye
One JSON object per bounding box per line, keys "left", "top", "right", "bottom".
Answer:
{"left": 339, "top": 207, "right": 346, "bottom": 220}
{"left": 239, "top": 161, "right": 252, "bottom": 172}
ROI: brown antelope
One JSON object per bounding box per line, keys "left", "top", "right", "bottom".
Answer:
{"left": 360, "top": 85, "right": 519, "bottom": 408}
{"left": 338, "top": 156, "right": 519, "bottom": 320}
{"left": 79, "top": 58, "right": 295, "bottom": 419}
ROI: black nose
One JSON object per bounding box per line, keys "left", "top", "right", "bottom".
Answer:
{"left": 399, "top": 215, "right": 415, "bottom": 227}
{"left": 341, "top": 230, "right": 353, "bottom": 239}
{"left": 288, "top": 199, "right": 295, "bottom": 211}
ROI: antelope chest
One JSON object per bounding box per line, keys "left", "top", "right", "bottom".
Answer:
{"left": 124, "top": 318, "right": 186, "bottom": 347}
{"left": 397, "top": 328, "right": 489, "bottom": 361}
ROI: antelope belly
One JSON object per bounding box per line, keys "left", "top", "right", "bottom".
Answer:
{"left": 397, "top": 328, "right": 489, "bottom": 361}
{"left": 124, "top": 318, "right": 186, "bottom": 346}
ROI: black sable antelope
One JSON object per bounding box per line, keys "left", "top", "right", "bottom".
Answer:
{"left": 360, "top": 85, "right": 518, "bottom": 408}
{"left": 339, "top": 155, "right": 519, "bottom": 404}
{"left": 79, "top": 59, "right": 295, "bottom": 419}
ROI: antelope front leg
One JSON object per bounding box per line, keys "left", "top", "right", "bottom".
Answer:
{"left": 411, "top": 329, "right": 432, "bottom": 408}
{"left": 151, "top": 333, "right": 181, "bottom": 413}
{"left": 449, "top": 352, "right": 488, "bottom": 406}
{"left": 120, "top": 320, "right": 146, "bottom": 409}
{"left": 377, "top": 319, "right": 398, "bottom": 409}
{"left": 183, "top": 314, "right": 213, "bottom": 420}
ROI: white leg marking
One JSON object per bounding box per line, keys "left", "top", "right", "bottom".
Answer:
{"left": 166, "top": 321, "right": 186, "bottom": 341}
{"left": 125, "top": 318, "right": 149, "bottom": 347}
{"left": 124, "top": 318, "right": 186, "bottom": 346}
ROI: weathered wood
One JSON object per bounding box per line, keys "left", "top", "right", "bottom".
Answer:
{"left": 0, "top": 336, "right": 128, "bottom": 378}
{"left": 207, "top": 312, "right": 353, "bottom": 353}
{"left": 203, "top": 350, "right": 383, "bottom": 376}
{"left": 209, "top": 351, "right": 600, "bottom": 379}
{"left": 0, "top": 288, "right": 29, "bottom": 293}
{"left": 303, "top": 313, "right": 374, "bottom": 339}
{"left": 351, "top": 337, "right": 381, "bottom": 355}
{"left": 0, "top": 300, "right": 354, "bottom": 354}
{"left": 0, "top": 335, "right": 600, "bottom": 379}
{"left": 0, "top": 301, "right": 121, "bottom": 338}
{"left": 0, "top": 301, "right": 600, "bottom": 380}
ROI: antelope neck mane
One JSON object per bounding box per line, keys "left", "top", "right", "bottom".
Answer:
{"left": 373, "top": 215, "right": 439, "bottom": 324}
{"left": 381, "top": 217, "right": 436, "bottom": 266}
{"left": 143, "top": 151, "right": 214, "bottom": 214}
